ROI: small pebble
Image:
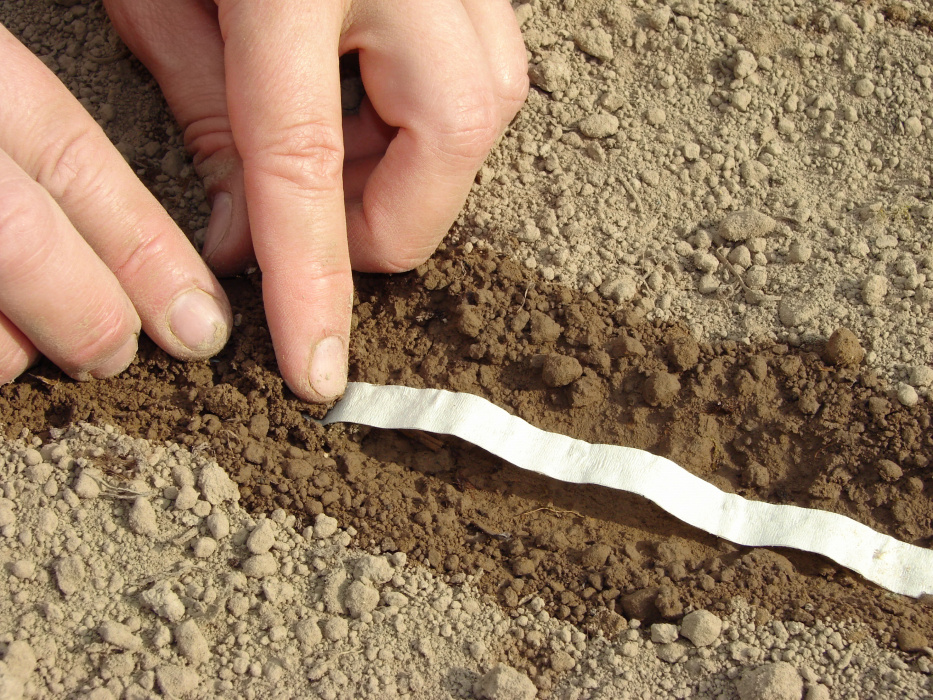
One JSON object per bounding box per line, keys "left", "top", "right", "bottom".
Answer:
{"left": 191, "top": 537, "right": 217, "bottom": 558}
{"left": 142, "top": 581, "right": 186, "bottom": 622}
{"left": 128, "top": 497, "right": 158, "bottom": 536}
{"left": 0, "top": 498, "right": 15, "bottom": 528}
{"left": 578, "top": 113, "right": 620, "bottom": 138}
{"left": 745, "top": 266, "right": 768, "bottom": 290}
{"left": 861, "top": 274, "right": 888, "bottom": 306}
{"left": 322, "top": 617, "right": 349, "bottom": 642}
{"left": 574, "top": 26, "right": 614, "bottom": 61}
{"left": 656, "top": 642, "right": 688, "bottom": 663}
{"left": 98, "top": 620, "right": 142, "bottom": 651}
{"left": 646, "top": 107, "right": 666, "bottom": 126}
{"left": 73, "top": 470, "right": 101, "bottom": 499}
{"left": 732, "top": 90, "right": 752, "bottom": 111}
{"left": 295, "top": 618, "right": 322, "bottom": 647}
{"left": 651, "top": 623, "right": 679, "bottom": 644}
{"left": 697, "top": 274, "right": 720, "bottom": 294}
{"left": 313, "top": 514, "right": 339, "bottom": 539}
{"left": 247, "top": 519, "right": 276, "bottom": 555}
{"left": 905, "top": 116, "right": 924, "bottom": 137}
{"left": 206, "top": 512, "right": 230, "bottom": 539}
{"left": 550, "top": 650, "right": 576, "bottom": 672}
{"left": 3, "top": 640, "right": 36, "bottom": 680}
{"left": 648, "top": 5, "right": 672, "bottom": 30}
{"left": 778, "top": 296, "right": 816, "bottom": 327}
{"left": 474, "top": 664, "right": 536, "bottom": 700}
{"left": 823, "top": 328, "right": 865, "bottom": 367}
{"left": 854, "top": 77, "right": 874, "bottom": 96}
{"left": 877, "top": 459, "right": 903, "bottom": 482}
{"left": 198, "top": 464, "right": 239, "bottom": 504}
{"left": 175, "top": 620, "right": 210, "bottom": 666}
{"left": 343, "top": 580, "right": 380, "bottom": 618}
{"left": 681, "top": 610, "right": 723, "bottom": 647}
{"left": 643, "top": 372, "right": 681, "bottom": 407}
{"left": 242, "top": 553, "right": 278, "bottom": 578}
{"left": 24, "top": 462, "right": 53, "bottom": 484}
{"left": 719, "top": 209, "right": 776, "bottom": 242}
{"left": 541, "top": 354, "right": 584, "bottom": 388}
{"left": 529, "top": 57, "right": 572, "bottom": 93}
{"left": 907, "top": 366, "right": 933, "bottom": 387}
{"left": 733, "top": 50, "right": 758, "bottom": 78}
{"left": 53, "top": 555, "right": 86, "bottom": 596}
{"left": 788, "top": 241, "right": 812, "bottom": 263}
{"left": 155, "top": 665, "right": 200, "bottom": 697}
{"left": 174, "top": 484, "right": 199, "bottom": 510}
{"left": 896, "top": 383, "right": 919, "bottom": 407}
{"left": 10, "top": 560, "right": 35, "bottom": 579}
{"left": 737, "top": 661, "right": 802, "bottom": 700}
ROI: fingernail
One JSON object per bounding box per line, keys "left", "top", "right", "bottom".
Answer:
{"left": 169, "top": 289, "right": 229, "bottom": 355}
{"left": 309, "top": 336, "right": 347, "bottom": 400}
{"left": 203, "top": 192, "right": 233, "bottom": 261}
{"left": 88, "top": 334, "right": 138, "bottom": 380}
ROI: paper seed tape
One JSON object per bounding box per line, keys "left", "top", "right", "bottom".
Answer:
{"left": 320, "top": 382, "right": 933, "bottom": 598}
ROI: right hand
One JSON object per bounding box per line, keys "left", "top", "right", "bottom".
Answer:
{"left": 0, "top": 24, "right": 232, "bottom": 384}
{"left": 102, "top": 0, "right": 528, "bottom": 402}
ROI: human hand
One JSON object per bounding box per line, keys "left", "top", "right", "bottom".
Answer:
{"left": 0, "top": 25, "right": 232, "bottom": 384}
{"left": 103, "top": 0, "right": 528, "bottom": 402}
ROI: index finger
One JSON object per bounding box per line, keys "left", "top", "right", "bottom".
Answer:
{"left": 216, "top": 0, "right": 351, "bottom": 402}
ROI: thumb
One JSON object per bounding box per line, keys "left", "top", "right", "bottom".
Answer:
{"left": 103, "top": 0, "right": 254, "bottom": 275}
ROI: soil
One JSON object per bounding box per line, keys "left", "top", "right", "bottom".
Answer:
{"left": 3, "top": 243, "right": 931, "bottom": 650}
{"left": 4, "top": 425, "right": 929, "bottom": 699}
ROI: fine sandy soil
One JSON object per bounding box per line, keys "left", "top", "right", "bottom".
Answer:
{"left": 1, "top": 1, "right": 932, "bottom": 699}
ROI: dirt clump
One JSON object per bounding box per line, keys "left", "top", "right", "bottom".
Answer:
{"left": 642, "top": 371, "right": 682, "bottom": 407}
{"left": 541, "top": 354, "right": 583, "bottom": 387}
{"left": 823, "top": 328, "right": 866, "bottom": 367}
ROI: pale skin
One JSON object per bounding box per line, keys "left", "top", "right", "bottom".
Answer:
{"left": 0, "top": 0, "right": 527, "bottom": 401}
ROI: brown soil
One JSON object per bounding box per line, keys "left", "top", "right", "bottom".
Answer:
{"left": 3, "top": 241, "right": 931, "bottom": 655}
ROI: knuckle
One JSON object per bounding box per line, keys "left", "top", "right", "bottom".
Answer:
{"left": 0, "top": 180, "right": 58, "bottom": 276}
{"left": 184, "top": 115, "right": 234, "bottom": 158}
{"left": 499, "top": 65, "right": 530, "bottom": 116}
{"left": 247, "top": 120, "right": 344, "bottom": 193}
{"left": 108, "top": 229, "right": 171, "bottom": 282}
{"left": 34, "top": 125, "right": 110, "bottom": 203}
{"left": 185, "top": 118, "right": 239, "bottom": 192}
{"left": 0, "top": 179, "right": 44, "bottom": 237}
{"left": 433, "top": 89, "right": 500, "bottom": 162}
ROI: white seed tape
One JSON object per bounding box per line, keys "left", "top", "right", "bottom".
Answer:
{"left": 321, "top": 382, "right": 933, "bottom": 598}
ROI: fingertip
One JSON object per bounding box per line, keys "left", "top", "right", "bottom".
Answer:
{"left": 306, "top": 335, "right": 348, "bottom": 402}
{"left": 202, "top": 190, "right": 255, "bottom": 276}
{"left": 83, "top": 334, "right": 138, "bottom": 381}
{"left": 0, "top": 350, "right": 38, "bottom": 386}
{"left": 167, "top": 288, "right": 232, "bottom": 359}
{"left": 0, "top": 316, "right": 40, "bottom": 385}
{"left": 202, "top": 191, "right": 233, "bottom": 262}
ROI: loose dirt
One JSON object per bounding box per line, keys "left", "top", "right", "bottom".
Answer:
{"left": 2, "top": 243, "right": 932, "bottom": 648}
